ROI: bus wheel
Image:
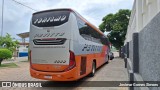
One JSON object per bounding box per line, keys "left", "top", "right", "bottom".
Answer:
{"left": 106, "top": 56, "right": 109, "bottom": 64}
{"left": 89, "top": 61, "right": 96, "bottom": 77}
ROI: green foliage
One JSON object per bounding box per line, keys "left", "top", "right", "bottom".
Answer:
{"left": 99, "top": 9, "right": 131, "bottom": 49}
{"left": 0, "top": 33, "right": 19, "bottom": 52}
{"left": 0, "top": 49, "right": 12, "bottom": 59}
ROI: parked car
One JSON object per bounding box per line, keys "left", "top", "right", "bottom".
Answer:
{"left": 109, "top": 51, "right": 114, "bottom": 60}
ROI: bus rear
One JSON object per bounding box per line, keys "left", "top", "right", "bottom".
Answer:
{"left": 29, "top": 9, "right": 78, "bottom": 81}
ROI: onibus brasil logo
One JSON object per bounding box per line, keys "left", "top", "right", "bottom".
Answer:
{"left": 1, "top": 82, "right": 42, "bottom": 87}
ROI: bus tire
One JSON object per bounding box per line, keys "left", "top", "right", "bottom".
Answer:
{"left": 89, "top": 61, "right": 96, "bottom": 77}
{"left": 106, "top": 56, "right": 109, "bottom": 64}
{"left": 105, "top": 56, "right": 109, "bottom": 64}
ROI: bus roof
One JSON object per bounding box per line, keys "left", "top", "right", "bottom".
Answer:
{"left": 33, "top": 8, "right": 73, "bottom": 15}
{"left": 33, "top": 8, "right": 106, "bottom": 37}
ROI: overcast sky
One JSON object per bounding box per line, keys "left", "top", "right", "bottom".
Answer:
{"left": 0, "top": 0, "right": 134, "bottom": 40}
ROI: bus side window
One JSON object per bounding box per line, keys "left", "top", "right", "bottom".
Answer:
{"left": 76, "top": 16, "right": 108, "bottom": 45}
{"left": 100, "top": 36, "right": 109, "bottom": 46}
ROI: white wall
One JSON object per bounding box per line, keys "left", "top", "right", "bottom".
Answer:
{"left": 125, "top": 0, "right": 160, "bottom": 44}
{"left": 18, "top": 45, "right": 28, "bottom": 53}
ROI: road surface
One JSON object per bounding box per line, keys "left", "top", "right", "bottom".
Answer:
{"left": 0, "top": 52, "right": 128, "bottom": 90}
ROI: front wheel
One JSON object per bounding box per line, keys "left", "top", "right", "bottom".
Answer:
{"left": 89, "top": 61, "right": 96, "bottom": 77}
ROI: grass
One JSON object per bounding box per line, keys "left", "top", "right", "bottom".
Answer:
{"left": 0, "top": 63, "right": 18, "bottom": 68}
{"left": 20, "top": 60, "right": 29, "bottom": 62}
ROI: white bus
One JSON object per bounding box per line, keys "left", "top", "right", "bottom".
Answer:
{"left": 29, "top": 8, "right": 110, "bottom": 81}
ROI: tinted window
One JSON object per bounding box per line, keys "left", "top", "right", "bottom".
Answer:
{"left": 77, "top": 17, "right": 109, "bottom": 45}
{"left": 32, "top": 10, "right": 70, "bottom": 27}
{"left": 100, "top": 36, "right": 110, "bottom": 45}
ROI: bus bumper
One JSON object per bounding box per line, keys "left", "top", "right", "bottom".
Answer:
{"left": 30, "top": 67, "right": 79, "bottom": 81}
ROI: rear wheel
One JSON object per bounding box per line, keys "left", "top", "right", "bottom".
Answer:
{"left": 106, "top": 56, "right": 109, "bottom": 64}
{"left": 89, "top": 61, "right": 96, "bottom": 77}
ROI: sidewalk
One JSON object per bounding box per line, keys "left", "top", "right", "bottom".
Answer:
{"left": 2, "top": 57, "right": 28, "bottom": 64}
{"left": 113, "top": 51, "right": 119, "bottom": 57}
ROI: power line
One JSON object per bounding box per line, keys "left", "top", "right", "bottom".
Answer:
{"left": 1, "top": 0, "right": 38, "bottom": 37}
{"left": 11, "top": 0, "right": 38, "bottom": 11}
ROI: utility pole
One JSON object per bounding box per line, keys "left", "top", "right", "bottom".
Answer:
{"left": 1, "top": 0, "right": 4, "bottom": 37}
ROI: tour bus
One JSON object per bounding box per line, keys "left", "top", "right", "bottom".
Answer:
{"left": 29, "top": 8, "right": 110, "bottom": 81}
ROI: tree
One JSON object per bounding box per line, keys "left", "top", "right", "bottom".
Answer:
{"left": 0, "top": 49, "right": 12, "bottom": 65}
{"left": 0, "top": 33, "right": 19, "bottom": 52}
{"left": 0, "top": 33, "right": 19, "bottom": 65}
{"left": 99, "top": 9, "right": 131, "bottom": 49}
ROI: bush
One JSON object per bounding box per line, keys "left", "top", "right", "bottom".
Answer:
{"left": 0, "top": 49, "right": 12, "bottom": 65}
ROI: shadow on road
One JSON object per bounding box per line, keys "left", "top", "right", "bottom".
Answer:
{"left": 41, "top": 62, "right": 110, "bottom": 87}
{"left": 41, "top": 55, "right": 124, "bottom": 88}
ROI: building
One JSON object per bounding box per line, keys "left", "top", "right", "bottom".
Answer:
{"left": 17, "top": 42, "right": 29, "bottom": 57}
{"left": 16, "top": 32, "right": 29, "bottom": 57}
{"left": 125, "top": 0, "right": 160, "bottom": 41}
{"left": 124, "top": 0, "right": 160, "bottom": 90}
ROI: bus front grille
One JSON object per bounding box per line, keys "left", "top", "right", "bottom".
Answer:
{"left": 33, "top": 38, "right": 66, "bottom": 45}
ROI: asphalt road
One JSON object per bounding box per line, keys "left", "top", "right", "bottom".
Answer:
{"left": 0, "top": 52, "right": 128, "bottom": 90}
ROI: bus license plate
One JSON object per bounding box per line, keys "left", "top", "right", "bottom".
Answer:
{"left": 44, "top": 75, "right": 52, "bottom": 79}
